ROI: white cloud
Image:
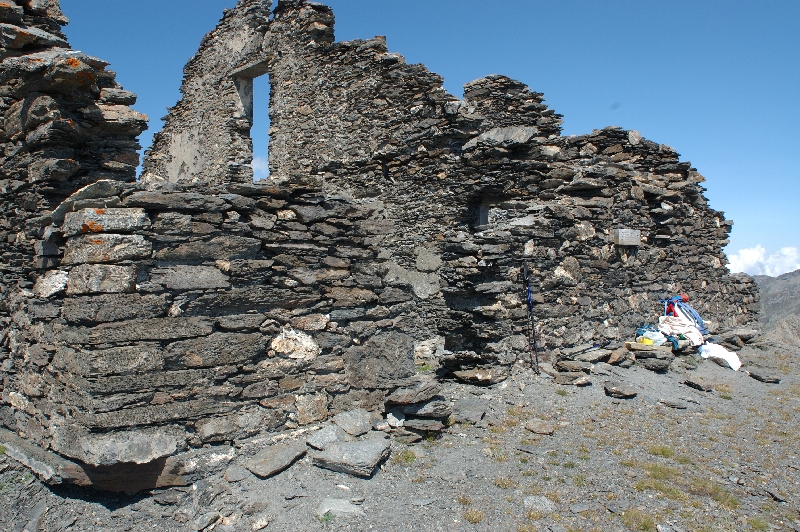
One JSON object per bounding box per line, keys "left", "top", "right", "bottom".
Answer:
{"left": 727, "top": 245, "right": 800, "bottom": 277}
{"left": 252, "top": 156, "right": 270, "bottom": 181}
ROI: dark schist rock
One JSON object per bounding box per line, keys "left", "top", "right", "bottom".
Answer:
{"left": 604, "top": 382, "right": 638, "bottom": 399}
{"left": 244, "top": 443, "right": 307, "bottom": 479}
{"left": 312, "top": 436, "right": 391, "bottom": 478}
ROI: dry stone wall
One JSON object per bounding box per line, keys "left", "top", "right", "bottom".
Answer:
{"left": 1, "top": 0, "right": 759, "bottom": 490}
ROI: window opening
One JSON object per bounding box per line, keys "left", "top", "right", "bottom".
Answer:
{"left": 251, "top": 74, "right": 271, "bottom": 181}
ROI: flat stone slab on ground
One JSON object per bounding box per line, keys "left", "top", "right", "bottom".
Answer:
{"left": 452, "top": 399, "right": 486, "bottom": 424}
{"left": 604, "top": 381, "right": 638, "bottom": 399}
{"left": 312, "top": 436, "right": 391, "bottom": 478}
{"left": 244, "top": 443, "right": 306, "bottom": 479}
{"left": 524, "top": 419, "right": 556, "bottom": 435}
{"left": 224, "top": 465, "right": 251, "bottom": 483}
{"left": 316, "top": 498, "right": 364, "bottom": 517}
{"left": 332, "top": 408, "right": 373, "bottom": 436}
{"left": 748, "top": 370, "right": 781, "bottom": 384}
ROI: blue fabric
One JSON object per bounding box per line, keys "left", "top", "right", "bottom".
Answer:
{"left": 658, "top": 296, "right": 709, "bottom": 335}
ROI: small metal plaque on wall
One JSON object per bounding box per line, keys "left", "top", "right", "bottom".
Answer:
{"left": 613, "top": 228, "right": 641, "bottom": 246}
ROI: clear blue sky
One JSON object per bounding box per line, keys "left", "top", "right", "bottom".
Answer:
{"left": 60, "top": 0, "right": 800, "bottom": 275}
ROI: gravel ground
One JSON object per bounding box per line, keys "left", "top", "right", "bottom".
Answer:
{"left": 2, "top": 340, "right": 798, "bottom": 532}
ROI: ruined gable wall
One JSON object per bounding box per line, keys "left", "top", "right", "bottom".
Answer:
{"left": 141, "top": 0, "right": 272, "bottom": 185}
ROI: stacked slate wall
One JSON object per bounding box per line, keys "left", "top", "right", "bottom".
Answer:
{"left": 1, "top": 0, "right": 758, "bottom": 488}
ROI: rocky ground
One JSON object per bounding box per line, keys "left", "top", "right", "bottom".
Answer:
{"left": 2, "top": 338, "right": 798, "bottom": 532}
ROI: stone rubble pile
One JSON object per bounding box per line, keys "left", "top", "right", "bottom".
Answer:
{"left": 0, "top": 0, "right": 760, "bottom": 492}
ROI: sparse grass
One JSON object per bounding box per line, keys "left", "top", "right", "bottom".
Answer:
{"left": 689, "top": 478, "right": 740, "bottom": 509}
{"left": 489, "top": 425, "right": 508, "bottom": 434}
{"left": 634, "top": 478, "right": 687, "bottom": 500}
{"left": 457, "top": 495, "right": 472, "bottom": 506}
{"left": 493, "top": 477, "right": 517, "bottom": 489}
{"left": 573, "top": 474, "right": 586, "bottom": 487}
{"left": 748, "top": 516, "right": 769, "bottom": 531}
{"left": 620, "top": 509, "right": 657, "bottom": 532}
{"left": 642, "top": 463, "right": 679, "bottom": 480}
{"left": 648, "top": 445, "right": 675, "bottom": 458}
{"left": 464, "top": 510, "right": 484, "bottom": 524}
{"left": 518, "top": 525, "right": 537, "bottom": 532}
{"left": 675, "top": 455, "right": 692, "bottom": 465}
{"left": 392, "top": 449, "right": 416, "bottom": 466}
{"left": 0, "top": 445, "right": 5, "bottom": 455}
{"left": 556, "top": 388, "right": 569, "bottom": 396}
{"left": 524, "top": 510, "right": 544, "bottom": 521}
{"left": 545, "top": 491, "right": 561, "bottom": 503}
{"left": 523, "top": 484, "right": 542, "bottom": 495}
{"left": 562, "top": 461, "right": 576, "bottom": 469}
{"left": 411, "top": 476, "right": 425, "bottom": 483}
{"left": 522, "top": 470, "right": 537, "bottom": 477}
{"left": 317, "top": 511, "right": 335, "bottom": 523}
{"left": 416, "top": 363, "right": 433, "bottom": 373}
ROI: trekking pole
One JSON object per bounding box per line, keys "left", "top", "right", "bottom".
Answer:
{"left": 522, "top": 262, "right": 541, "bottom": 374}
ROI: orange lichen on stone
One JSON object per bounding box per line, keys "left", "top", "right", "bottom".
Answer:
{"left": 81, "top": 222, "right": 104, "bottom": 234}
{"left": 93, "top": 209, "right": 106, "bottom": 215}
{"left": 65, "top": 58, "right": 81, "bottom": 68}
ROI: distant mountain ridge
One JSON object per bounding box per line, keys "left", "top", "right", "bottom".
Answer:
{"left": 753, "top": 268, "right": 800, "bottom": 331}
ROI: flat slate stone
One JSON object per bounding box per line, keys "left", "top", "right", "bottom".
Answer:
{"left": 748, "top": 370, "right": 781, "bottom": 384}
{"left": 306, "top": 424, "right": 352, "bottom": 451}
{"left": 400, "top": 399, "right": 451, "bottom": 419}
{"left": 524, "top": 419, "right": 556, "bottom": 435}
{"left": 316, "top": 498, "right": 364, "bottom": 518}
{"left": 451, "top": 399, "right": 486, "bottom": 424}
{"left": 224, "top": 465, "right": 251, "bottom": 483}
{"left": 385, "top": 380, "right": 440, "bottom": 405}
{"left": 403, "top": 418, "right": 444, "bottom": 432}
{"left": 684, "top": 378, "right": 713, "bottom": 392}
{"left": 332, "top": 408, "right": 372, "bottom": 436}
{"left": 245, "top": 442, "right": 306, "bottom": 479}
{"left": 312, "top": 437, "right": 391, "bottom": 478}
{"left": 604, "top": 381, "right": 638, "bottom": 399}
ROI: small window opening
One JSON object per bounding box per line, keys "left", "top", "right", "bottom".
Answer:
{"left": 478, "top": 204, "right": 490, "bottom": 226}
{"left": 251, "top": 74, "right": 271, "bottom": 181}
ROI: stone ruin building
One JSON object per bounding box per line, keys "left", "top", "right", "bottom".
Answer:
{"left": 0, "top": 0, "right": 759, "bottom": 492}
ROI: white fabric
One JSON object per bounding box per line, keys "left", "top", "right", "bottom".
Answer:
{"left": 658, "top": 315, "right": 704, "bottom": 347}
{"left": 699, "top": 343, "right": 742, "bottom": 371}
{"left": 638, "top": 330, "right": 668, "bottom": 346}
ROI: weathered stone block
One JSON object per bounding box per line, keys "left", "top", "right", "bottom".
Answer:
{"left": 58, "top": 317, "right": 213, "bottom": 345}
{"left": 123, "top": 192, "right": 227, "bottom": 212}
{"left": 343, "top": 331, "right": 415, "bottom": 389}
{"left": 154, "top": 235, "right": 261, "bottom": 262}
{"left": 165, "top": 333, "right": 266, "bottom": 368}
{"left": 62, "top": 234, "right": 152, "bottom": 264}
{"left": 195, "top": 407, "right": 277, "bottom": 443}
{"left": 33, "top": 270, "right": 68, "bottom": 298}
{"left": 63, "top": 208, "right": 150, "bottom": 237}
{"left": 62, "top": 293, "right": 167, "bottom": 323}
{"left": 50, "top": 424, "right": 186, "bottom": 467}
{"left": 149, "top": 265, "right": 230, "bottom": 290}
{"left": 65, "top": 264, "right": 136, "bottom": 295}
{"left": 54, "top": 344, "right": 164, "bottom": 376}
